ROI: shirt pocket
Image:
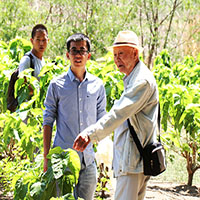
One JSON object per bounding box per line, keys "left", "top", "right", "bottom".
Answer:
{"left": 86, "top": 93, "right": 98, "bottom": 110}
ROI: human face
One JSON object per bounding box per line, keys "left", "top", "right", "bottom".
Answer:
{"left": 66, "top": 40, "right": 91, "bottom": 69}
{"left": 113, "top": 46, "right": 138, "bottom": 76}
{"left": 31, "top": 30, "right": 49, "bottom": 57}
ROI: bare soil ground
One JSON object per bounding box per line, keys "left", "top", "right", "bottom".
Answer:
{"left": 95, "top": 180, "right": 200, "bottom": 200}
{"left": 1, "top": 180, "right": 200, "bottom": 200}
{"left": 145, "top": 180, "right": 200, "bottom": 200}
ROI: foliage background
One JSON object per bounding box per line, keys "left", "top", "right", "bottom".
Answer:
{"left": 0, "top": 0, "right": 200, "bottom": 67}
{"left": 0, "top": 0, "right": 200, "bottom": 199}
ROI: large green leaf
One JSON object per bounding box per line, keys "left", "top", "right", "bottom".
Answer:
{"left": 30, "top": 182, "right": 46, "bottom": 199}
{"left": 47, "top": 146, "right": 63, "bottom": 158}
{"left": 14, "top": 178, "right": 28, "bottom": 200}
{"left": 64, "top": 149, "right": 81, "bottom": 185}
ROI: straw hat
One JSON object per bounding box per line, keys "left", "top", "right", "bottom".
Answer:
{"left": 108, "top": 30, "right": 143, "bottom": 52}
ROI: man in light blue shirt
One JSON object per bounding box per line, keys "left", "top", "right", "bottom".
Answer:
{"left": 43, "top": 33, "right": 107, "bottom": 200}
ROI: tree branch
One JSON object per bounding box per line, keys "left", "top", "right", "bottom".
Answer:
{"left": 143, "top": 0, "right": 154, "bottom": 35}
{"left": 172, "top": 27, "right": 200, "bottom": 49}
{"left": 163, "top": 0, "right": 182, "bottom": 48}
{"left": 159, "top": 1, "right": 182, "bottom": 26}
{"left": 122, "top": 7, "right": 133, "bottom": 28}
{"left": 44, "top": 4, "right": 53, "bottom": 24}
{"left": 139, "top": 7, "right": 145, "bottom": 59}
{"left": 85, "top": 2, "right": 89, "bottom": 35}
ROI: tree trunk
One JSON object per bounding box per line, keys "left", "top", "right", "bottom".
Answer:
{"left": 187, "top": 172, "right": 194, "bottom": 186}
{"left": 186, "top": 153, "right": 194, "bottom": 186}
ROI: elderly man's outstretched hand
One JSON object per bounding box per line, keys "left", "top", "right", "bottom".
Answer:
{"left": 73, "top": 132, "right": 91, "bottom": 152}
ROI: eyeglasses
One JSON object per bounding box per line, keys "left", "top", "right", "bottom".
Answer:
{"left": 69, "top": 49, "right": 89, "bottom": 55}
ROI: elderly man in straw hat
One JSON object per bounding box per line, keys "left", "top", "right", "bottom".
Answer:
{"left": 73, "top": 30, "right": 159, "bottom": 200}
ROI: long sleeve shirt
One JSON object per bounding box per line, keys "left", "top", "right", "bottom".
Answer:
{"left": 80, "top": 61, "right": 159, "bottom": 177}
{"left": 43, "top": 67, "right": 107, "bottom": 167}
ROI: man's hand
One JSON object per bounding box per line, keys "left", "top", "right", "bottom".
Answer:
{"left": 73, "top": 132, "right": 91, "bottom": 152}
{"left": 43, "top": 156, "right": 48, "bottom": 172}
{"left": 43, "top": 125, "right": 52, "bottom": 173}
{"left": 28, "top": 84, "right": 34, "bottom": 96}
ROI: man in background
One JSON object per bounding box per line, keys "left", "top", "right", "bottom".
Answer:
{"left": 7, "top": 24, "right": 49, "bottom": 112}
{"left": 19, "top": 24, "right": 49, "bottom": 80}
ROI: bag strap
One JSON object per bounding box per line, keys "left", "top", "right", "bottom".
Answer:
{"left": 157, "top": 103, "right": 161, "bottom": 142}
{"left": 24, "top": 53, "right": 34, "bottom": 76}
{"left": 127, "top": 103, "right": 161, "bottom": 157}
{"left": 127, "top": 119, "right": 143, "bottom": 156}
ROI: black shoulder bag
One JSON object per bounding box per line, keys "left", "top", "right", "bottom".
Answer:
{"left": 7, "top": 53, "right": 34, "bottom": 112}
{"left": 127, "top": 104, "right": 166, "bottom": 176}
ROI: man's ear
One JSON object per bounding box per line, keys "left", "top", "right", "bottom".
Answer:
{"left": 136, "top": 49, "right": 139, "bottom": 56}
{"left": 133, "top": 48, "right": 139, "bottom": 58}
{"left": 87, "top": 52, "right": 91, "bottom": 60}
{"left": 30, "top": 38, "right": 33, "bottom": 45}
{"left": 66, "top": 52, "right": 70, "bottom": 59}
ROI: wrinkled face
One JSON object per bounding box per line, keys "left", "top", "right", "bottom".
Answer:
{"left": 66, "top": 40, "right": 91, "bottom": 69}
{"left": 113, "top": 46, "right": 138, "bottom": 76}
{"left": 31, "top": 30, "right": 48, "bottom": 54}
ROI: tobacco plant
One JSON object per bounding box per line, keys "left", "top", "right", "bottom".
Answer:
{"left": 13, "top": 147, "right": 81, "bottom": 200}
{"left": 153, "top": 50, "right": 200, "bottom": 186}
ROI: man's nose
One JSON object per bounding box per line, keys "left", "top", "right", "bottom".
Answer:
{"left": 75, "top": 52, "right": 82, "bottom": 57}
{"left": 39, "top": 40, "right": 44, "bottom": 45}
{"left": 115, "top": 54, "right": 121, "bottom": 61}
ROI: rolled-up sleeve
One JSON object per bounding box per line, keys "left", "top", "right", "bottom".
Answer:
{"left": 43, "top": 81, "right": 58, "bottom": 127}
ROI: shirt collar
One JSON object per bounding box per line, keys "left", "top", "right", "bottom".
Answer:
{"left": 123, "top": 61, "right": 140, "bottom": 87}
{"left": 67, "top": 67, "right": 89, "bottom": 82}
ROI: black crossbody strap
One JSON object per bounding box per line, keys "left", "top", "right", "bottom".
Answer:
{"left": 25, "top": 53, "right": 34, "bottom": 76}
{"left": 127, "top": 103, "right": 161, "bottom": 157}
{"left": 157, "top": 103, "right": 161, "bottom": 142}
{"left": 127, "top": 119, "right": 143, "bottom": 157}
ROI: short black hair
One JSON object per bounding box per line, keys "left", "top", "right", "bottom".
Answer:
{"left": 66, "top": 33, "right": 91, "bottom": 52}
{"left": 31, "top": 24, "right": 48, "bottom": 39}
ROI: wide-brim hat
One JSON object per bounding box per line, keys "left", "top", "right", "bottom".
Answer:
{"left": 108, "top": 30, "right": 143, "bottom": 52}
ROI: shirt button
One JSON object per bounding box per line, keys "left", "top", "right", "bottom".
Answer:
{"left": 79, "top": 98, "right": 82, "bottom": 101}
{"left": 80, "top": 110, "right": 82, "bottom": 113}
{"left": 80, "top": 123, "right": 83, "bottom": 126}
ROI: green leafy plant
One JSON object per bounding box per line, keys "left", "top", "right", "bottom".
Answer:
{"left": 8, "top": 37, "right": 32, "bottom": 62}
{"left": 1, "top": 37, "right": 200, "bottom": 198}
{"left": 13, "top": 147, "right": 81, "bottom": 200}
{"left": 153, "top": 50, "right": 200, "bottom": 186}
{"left": 95, "top": 163, "right": 111, "bottom": 200}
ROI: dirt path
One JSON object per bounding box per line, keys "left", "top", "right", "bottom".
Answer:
{"left": 95, "top": 180, "right": 200, "bottom": 200}
{"left": 146, "top": 181, "right": 200, "bottom": 200}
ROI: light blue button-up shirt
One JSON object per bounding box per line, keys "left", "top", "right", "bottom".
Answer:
{"left": 43, "top": 67, "right": 107, "bottom": 167}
